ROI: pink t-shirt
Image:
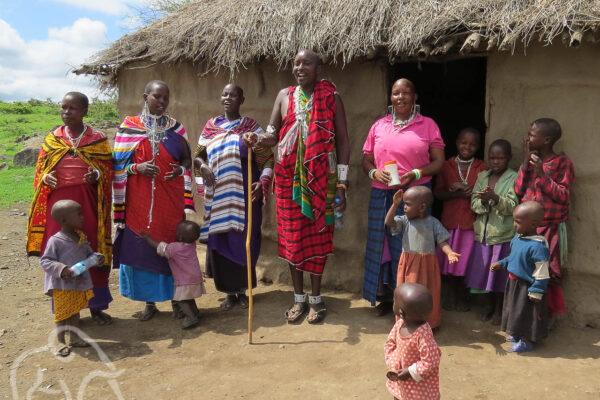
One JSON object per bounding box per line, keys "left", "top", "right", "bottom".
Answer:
{"left": 362, "top": 114, "right": 445, "bottom": 189}
{"left": 163, "top": 242, "right": 203, "bottom": 286}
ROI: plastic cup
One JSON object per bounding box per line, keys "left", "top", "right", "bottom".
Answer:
{"left": 384, "top": 161, "right": 401, "bottom": 186}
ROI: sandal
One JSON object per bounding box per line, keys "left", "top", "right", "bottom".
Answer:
{"left": 91, "top": 310, "right": 113, "bottom": 325}
{"left": 55, "top": 345, "right": 71, "bottom": 357}
{"left": 374, "top": 302, "right": 392, "bottom": 317}
{"left": 508, "top": 340, "right": 532, "bottom": 353}
{"left": 285, "top": 302, "right": 307, "bottom": 323}
{"left": 307, "top": 302, "right": 327, "bottom": 324}
{"left": 238, "top": 294, "right": 249, "bottom": 309}
{"left": 506, "top": 335, "right": 519, "bottom": 343}
{"left": 220, "top": 295, "right": 237, "bottom": 311}
{"left": 139, "top": 304, "right": 158, "bottom": 321}
{"left": 182, "top": 315, "right": 200, "bottom": 329}
{"left": 171, "top": 301, "right": 185, "bottom": 319}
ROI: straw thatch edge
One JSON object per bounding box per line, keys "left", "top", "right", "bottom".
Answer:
{"left": 74, "top": 0, "right": 600, "bottom": 88}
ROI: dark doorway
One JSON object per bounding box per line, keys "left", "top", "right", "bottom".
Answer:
{"left": 388, "top": 57, "right": 487, "bottom": 217}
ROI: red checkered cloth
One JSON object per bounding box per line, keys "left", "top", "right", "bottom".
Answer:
{"left": 514, "top": 152, "right": 575, "bottom": 224}
{"left": 515, "top": 152, "right": 574, "bottom": 315}
{"left": 274, "top": 81, "right": 337, "bottom": 275}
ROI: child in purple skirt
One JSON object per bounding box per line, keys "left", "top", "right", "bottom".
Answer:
{"left": 434, "top": 128, "right": 487, "bottom": 311}
{"left": 466, "top": 139, "right": 517, "bottom": 324}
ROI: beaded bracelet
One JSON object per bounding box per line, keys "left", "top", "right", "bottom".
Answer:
{"left": 126, "top": 163, "right": 138, "bottom": 175}
{"left": 368, "top": 169, "right": 377, "bottom": 180}
{"left": 411, "top": 168, "right": 422, "bottom": 180}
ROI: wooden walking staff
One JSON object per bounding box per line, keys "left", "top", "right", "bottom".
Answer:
{"left": 246, "top": 147, "right": 254, "bottom": 344}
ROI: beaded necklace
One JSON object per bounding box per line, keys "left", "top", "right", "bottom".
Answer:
{"left": 140, "top": 106, "right": 171, "bottom": 229}
{"left": 65, "top": 125, "right": 87, "bottom": 157}
{"left": 456, "top": 155, "right": 474, "bottom": 185}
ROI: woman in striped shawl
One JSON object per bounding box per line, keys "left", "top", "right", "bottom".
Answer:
{"left": 194, "top": 84, "right": 274, "bottom": 311}
{"left": 112, "top": 80, "right": 194, "bottom": 321}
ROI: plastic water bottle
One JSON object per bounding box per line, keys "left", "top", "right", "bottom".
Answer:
{"left": 334, "top": 197, "right": 344, "bottom": 229}
{"left": 70, "top": 254, "right": 99, "bottom": 276}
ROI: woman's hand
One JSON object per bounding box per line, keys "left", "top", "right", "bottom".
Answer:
{"left": 199, "top": 164, "right": 215, "bottom": 187}
{"left": 136, "top": 160, "right": 160, "bottom": 178}
{"left": 393, "top": 189, "right": 404, "bottom": 206}
{"left": 83, "top": 167, "right": 99, "bottom": 185}
{"left": 164, "top": 163, "right": 183, "bottom": 181}
{"left": 398, "top": 170, "right": 416, "bottom": 188}
{"left": 334, "top": 188, "right": 346, "bottom": 212}
{"left": 251, "top": 182, "right": 263, "bottom": 202}
{"left": 373, "top": 169, "right": 392, "bottom": 185}
{"left": 242, "top": 132, "right": 259, "bottom": 148}
{"left": 43, "top": 171, "right": 58, "bottom": 188}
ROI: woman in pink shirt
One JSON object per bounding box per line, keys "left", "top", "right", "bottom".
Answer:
{"left": 362, "top": 78, "right": 445, "bottom": 315}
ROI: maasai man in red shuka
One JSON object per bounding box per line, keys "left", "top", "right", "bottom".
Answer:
{"left": 27, "top": 92, "right": 114, "bottom": 325}
{"left": 243, "top": 49, "right": 350, "bottom": 324}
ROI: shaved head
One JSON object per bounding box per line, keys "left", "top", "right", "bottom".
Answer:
{"left": 296, "top": 49, "right": 321, "bottom": 65}
{"left": 144, "top": 80, "right": 169, "bottom": 95}
{"left": 531, "top": 118, "right": 562, "bottom": 144}
{"left": 64, "top": 92, "right": 89, "bottom": 109}
{"left": 394, "top": 282, "right": 433, "bottom": 322}
{"left": 514, "top": 201, "right": 544, "bottom": 224}
{"left": 392, "top": 78, "right": 416, "bottom": 94}
{"left": 50, "top": 199, "right": 81, "bottom": 223}
{"left": 224, "top": 83, "right": 244, "bottom": 98}
{"left": 404, "top": 185, "right": 434, "bottom": 208}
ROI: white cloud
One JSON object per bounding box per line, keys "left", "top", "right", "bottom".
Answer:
{"left": 52, "top": 0, "right": 148, "bottom": 16}
{"left": 0, "top": 18, "right": 109, "bottom": 101}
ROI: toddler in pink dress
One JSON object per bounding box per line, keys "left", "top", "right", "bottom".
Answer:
{"left": 143, "top": 220, "right": 205, "bottom": 329}
{"left": 385, "top": 282, "right": 441, "bottom": 400}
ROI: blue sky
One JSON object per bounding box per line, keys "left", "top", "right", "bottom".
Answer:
{"left": 0, "top": 0, "right": 155, "bottom": 101}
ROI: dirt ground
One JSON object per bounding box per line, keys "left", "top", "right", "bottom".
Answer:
{"left": 1, "top": 207, "right": 599, "bottom": 400}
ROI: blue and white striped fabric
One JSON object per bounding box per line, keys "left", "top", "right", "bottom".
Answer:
{"left": 363, "top": 187, "right": 404, "bottom": 305}
{"left": 199, "top": 120, "right": 246, "bottom": 240}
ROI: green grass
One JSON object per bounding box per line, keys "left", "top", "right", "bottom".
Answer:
{"left": 0, "top": 166, "right": 35, "bottom": 207}
{"left": 0, "top": 97, "right": 119, "bottom": 207}
{"left": 0, "top": 98, "right": 119, "bottom": 163}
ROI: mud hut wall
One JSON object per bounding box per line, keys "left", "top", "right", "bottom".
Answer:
{"left": 116, "top": 60, "right": 389, "bottom": 292}
{"left": 486, "top": 43, "right": 600, "bottom": 325}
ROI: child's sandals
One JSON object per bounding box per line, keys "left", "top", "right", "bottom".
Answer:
{"left": 91, "top": 310, "right": 113, "bottom": 325}
{"left": 182, "top": 315, "right": 200, "bottom": 329}
{"left": 508, "top": 339, "right": 532, "bottom": 353}
{"left": 285, "top": 293, "right": 308, "bottom": 323}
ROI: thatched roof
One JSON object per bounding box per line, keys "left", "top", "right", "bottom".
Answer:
{"left": 76, "top": 0, "right": 600, "bottom": 86}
